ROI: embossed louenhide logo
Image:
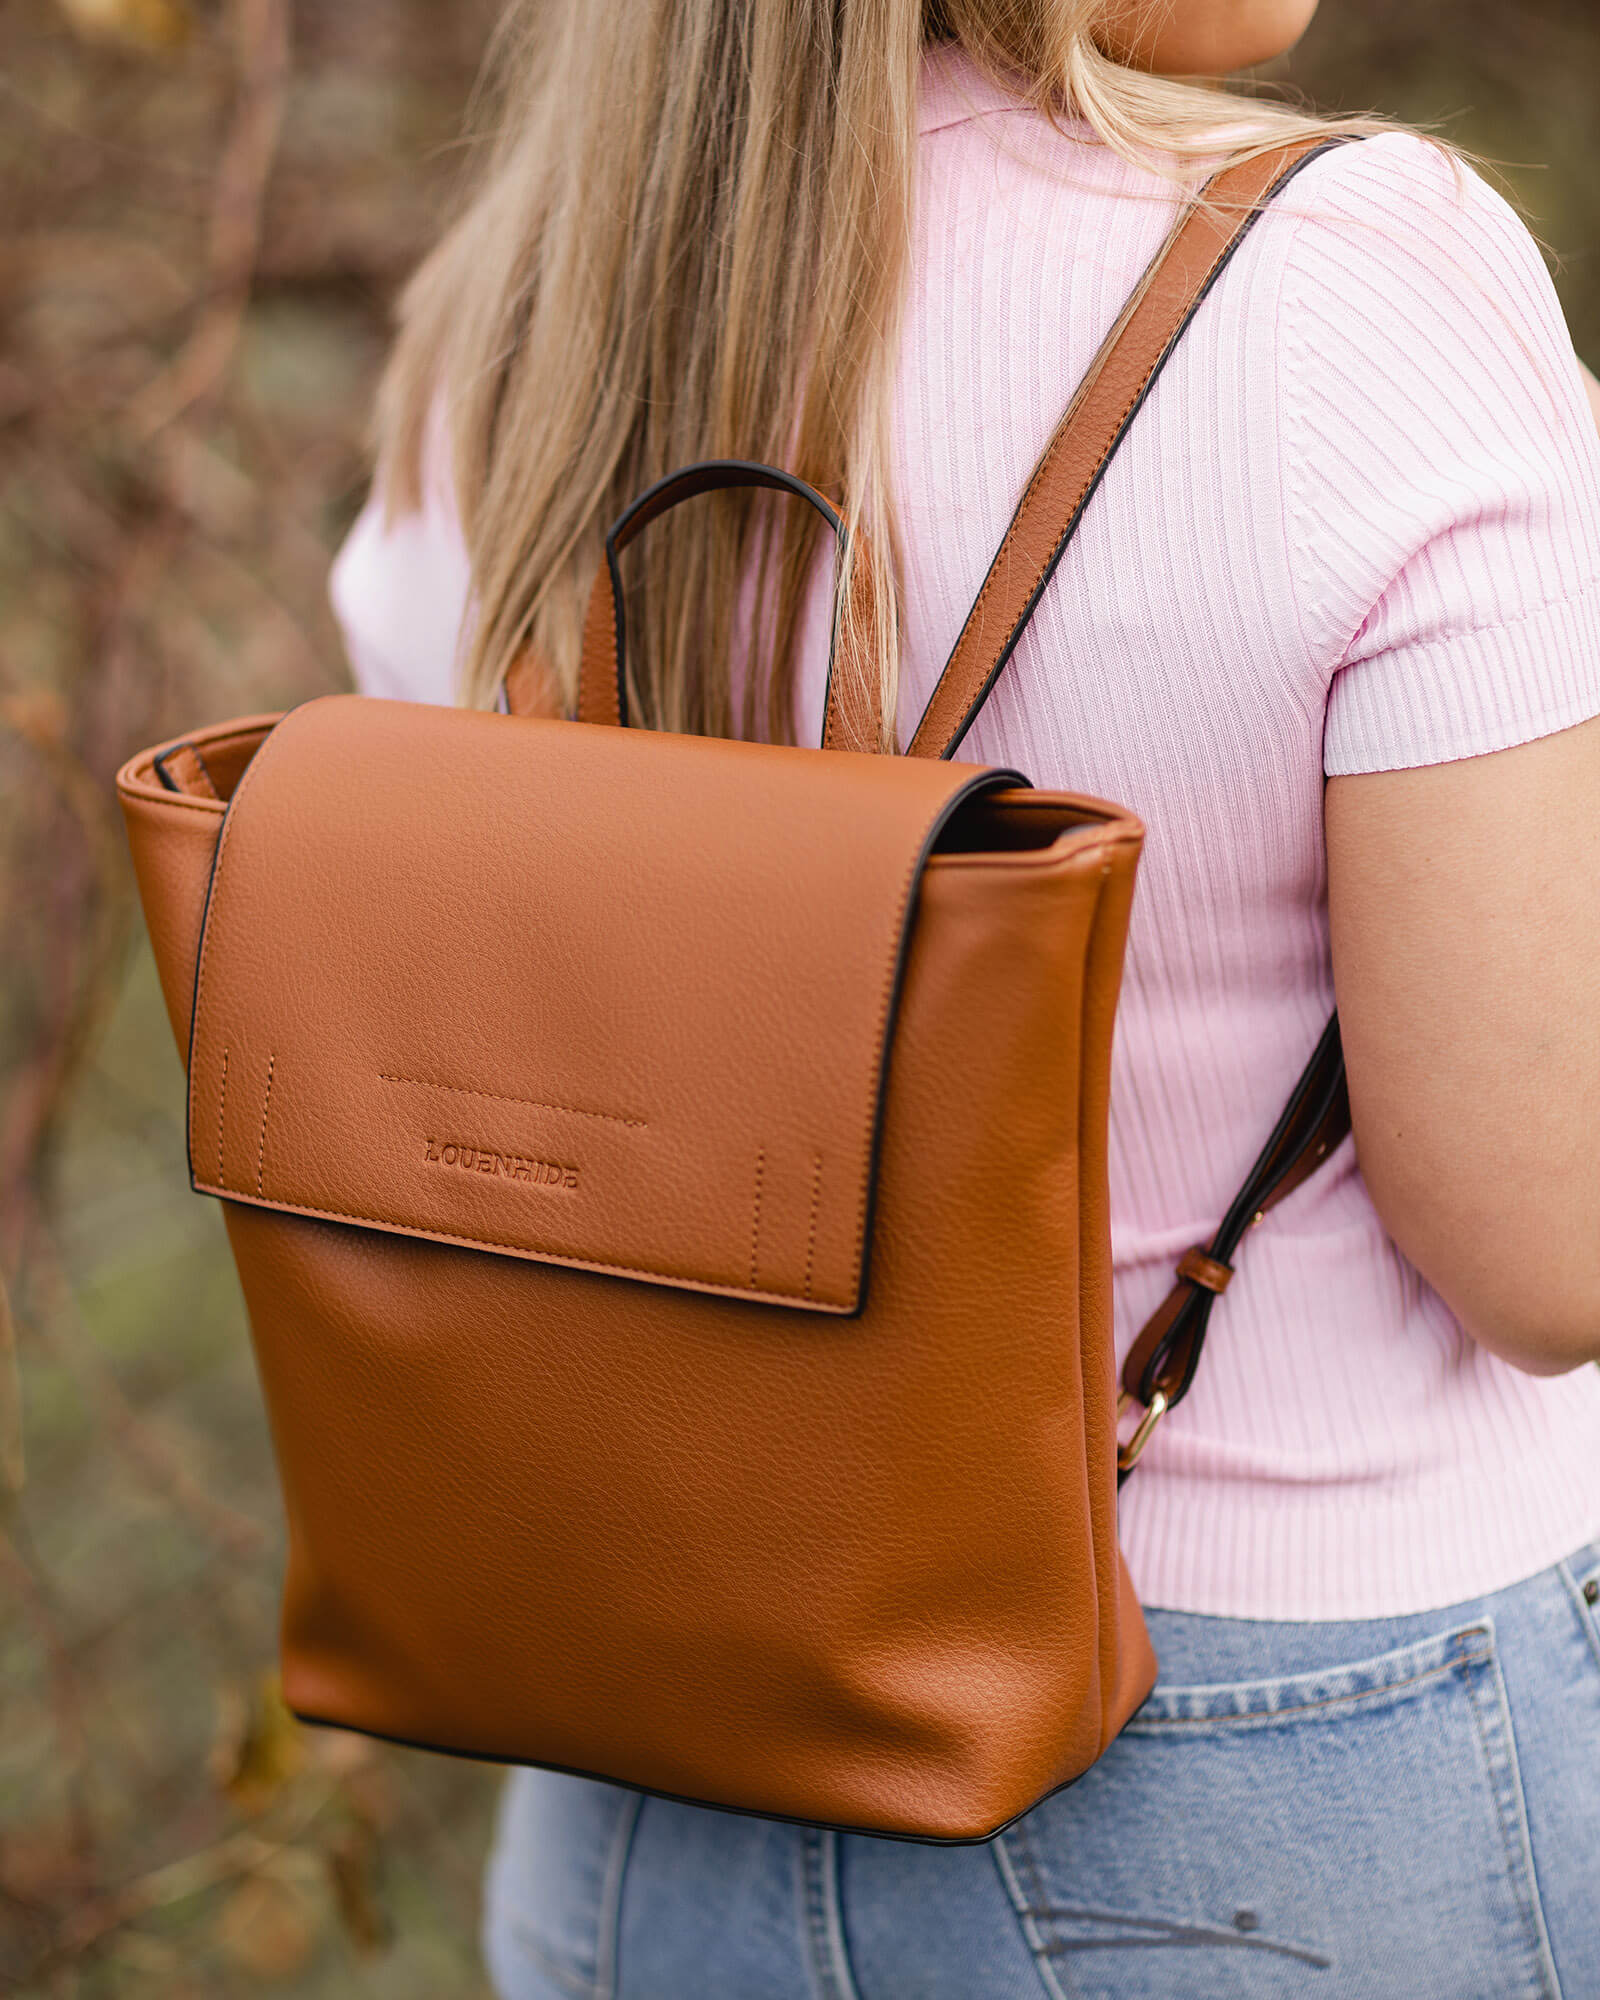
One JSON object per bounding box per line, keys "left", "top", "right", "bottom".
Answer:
{"left": 424, "top": 1139, "right": 579, "bottom": 1189}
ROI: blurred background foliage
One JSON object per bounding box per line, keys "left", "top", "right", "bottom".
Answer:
{"left": 0, "top": 0, "right": 1594, "bottom": 1992}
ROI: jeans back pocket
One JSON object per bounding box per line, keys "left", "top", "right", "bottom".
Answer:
{"left": 995, "top": 1622, "right": 1562, "bottom": 2000}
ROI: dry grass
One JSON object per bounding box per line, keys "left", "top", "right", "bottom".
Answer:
{"left": 0, "top": 0, "right": 1593, "bottom": 1992}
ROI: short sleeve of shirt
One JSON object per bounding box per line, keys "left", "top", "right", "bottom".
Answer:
{"left": 1277, "top": 133, "right": 1600, "bottom": 777}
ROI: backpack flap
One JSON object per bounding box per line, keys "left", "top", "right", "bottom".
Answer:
{"left": 185, "top": 695, "right": 1020, "bottom": 1314}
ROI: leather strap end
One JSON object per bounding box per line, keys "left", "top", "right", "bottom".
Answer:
{"left": 821, "top": 651, "right": 882, "bottom": 757}
{"left": 503, "top": 646, "right": 563, "bottom": 722}
{"left": 1119, "top": 1257, "right": 1220, "bottom": 1410}
{"left": 578, "top": 568, "right": 624, "bottom": 729}
{"left": 821, "top": 535, "right": 890, "bottom": 756}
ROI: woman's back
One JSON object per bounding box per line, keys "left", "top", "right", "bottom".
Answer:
{"left": 324, "top": 10, "right": 1600, "bottom": 1987}
{"left": 879, "top": 49, "right": 1600, "bottom": 1614}
{"left": 337, "top": 43, "right": 1600, "bottom": 1622}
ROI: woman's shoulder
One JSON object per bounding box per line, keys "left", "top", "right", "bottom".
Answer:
{"left": 1266, "top": 131, "right": 1600, "bottom": 767}
{"left": 1265, "top": 127, "right": 1594, "bottom": 518}
{"left": 918, "top": 59, "right": 1556, "bottom": 337}
{"left": 1272, "top": 129, "right": 1562, "bottom": 341}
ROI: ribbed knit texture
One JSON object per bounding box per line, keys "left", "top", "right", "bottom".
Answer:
{"left": 331, "top": 46, "right": 1600, "bottom": 1619}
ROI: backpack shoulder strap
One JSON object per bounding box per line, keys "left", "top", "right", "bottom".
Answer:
{"left": 906, "top": 136, "right": 1350, "bottom": 763}
{"left": 1117, "top": 1015, "right": 1350, "bottom": 1480}
{"left": 896, "top": 134, "right": 1359, "bottom": 1476}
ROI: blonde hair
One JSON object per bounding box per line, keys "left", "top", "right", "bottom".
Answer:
{"left": 377, "top": 1, "right": 1383, "bottom": 742}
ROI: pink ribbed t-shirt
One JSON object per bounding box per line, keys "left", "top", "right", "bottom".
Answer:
{"left": 331, "top": 47, "right": 1600, "bottom": 1620}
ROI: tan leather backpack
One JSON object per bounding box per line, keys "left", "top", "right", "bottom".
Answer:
{"left": 116, "top": 140, "right": 1349, "bottom": 1843}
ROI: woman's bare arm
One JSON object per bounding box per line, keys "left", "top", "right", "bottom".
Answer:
{"left": 1326, "top": 717, "right": 1600, "bottom": 1375}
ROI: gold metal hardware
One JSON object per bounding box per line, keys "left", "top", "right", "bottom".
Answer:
{"left": 1116, "top": 1388, "right": 1170, "bottom": 1472}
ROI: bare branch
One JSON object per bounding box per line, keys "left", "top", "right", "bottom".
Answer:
{"left": 128, "top": 0, "right": 292, "bottom": 435}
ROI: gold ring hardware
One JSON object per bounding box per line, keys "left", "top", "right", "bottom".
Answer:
{"left": 1116, "top": 1388, "right": 1170, "bottom": 1472}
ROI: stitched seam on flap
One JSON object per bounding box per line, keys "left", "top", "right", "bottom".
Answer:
{"left": 377, "top": 1073, "right": 646, "bottom": 1131}
{"left": 216, "top": 1046, "right": 229, "bottom": 1188}
{"left": 191, "top": 1180, "right": 850, "bottom": 1309}
{"left": 256, "top": 1053, "right": 276, "bottom": 1197}
{"left": 803, "top": 1153, "right": 822, "bottom": 1303}
{"left": 750, "top": 1148, "right": 765, "bottom": 1287}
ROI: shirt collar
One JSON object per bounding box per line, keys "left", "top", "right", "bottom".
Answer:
{"left": 919, "top": 41, "right": 1031, "bottom": 135}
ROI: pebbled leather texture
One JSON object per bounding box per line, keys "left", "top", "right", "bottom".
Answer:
{"left": 117, "top": 711, "right": 1153, "bottom": 1841}
{"left": 182, "top": 695, "right": 1021, "bottom": 1313}
{"left": 110, "top": 137, "right": 1344, "bottom": 1844}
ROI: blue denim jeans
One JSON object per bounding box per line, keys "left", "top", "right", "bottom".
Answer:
{"left": 483, "top": 1542, "right": 1600, "bottom": 1999}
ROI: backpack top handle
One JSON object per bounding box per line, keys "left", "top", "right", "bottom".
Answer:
{"left": 574, "top": 458, "right": 887, "bottom": 756}
{"left": 563, "top": 139, "right": 1349, "bottom": 767}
